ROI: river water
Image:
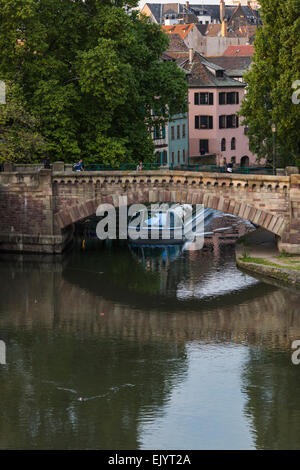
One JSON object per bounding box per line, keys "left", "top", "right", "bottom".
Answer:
{"left": 0, "top": 215, "right": 300, "bottom": 450}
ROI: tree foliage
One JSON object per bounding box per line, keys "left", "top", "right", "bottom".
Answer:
{"left": 240, "top": 0, "right": 300, "bottom": 167}
{"left": 0, "top": 81, "right": 48, "bottom": 163}
{"left": 0, "top": 0, "right": 188, "bottom": 165}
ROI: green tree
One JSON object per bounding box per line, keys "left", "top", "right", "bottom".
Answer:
{"left": 240, "top": 0, "right": 300, "bottom": 167}
{"left": 0, "top": 81, "right": 48, "bottom": 163}
{"left": 0, "top": 0, "right": 188, "bottom": 166}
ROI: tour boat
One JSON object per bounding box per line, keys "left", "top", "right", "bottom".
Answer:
{"left": 127, "top": 204, "right": 214, "bottom": 245}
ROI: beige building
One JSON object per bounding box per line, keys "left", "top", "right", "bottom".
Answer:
{"left": 228, "top": 1, "right": 260, "bottom": 8}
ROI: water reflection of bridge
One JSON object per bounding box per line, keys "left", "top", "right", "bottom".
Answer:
{"left": 1, "top": 256, "right": 300, "bottom": 449}
{"left": 1, "top": 257, "right": 300, "bottom": 348}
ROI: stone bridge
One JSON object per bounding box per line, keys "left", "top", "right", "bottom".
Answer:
{"left": 0, "top": 164, "right": 300, "bottom": 253}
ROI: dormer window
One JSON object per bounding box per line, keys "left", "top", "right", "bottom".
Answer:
{"left": 216, "top": 70, "right": 224, "bottom": 78}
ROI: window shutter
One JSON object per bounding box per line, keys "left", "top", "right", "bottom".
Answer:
{"left": 209, "top": 116, "right": 213, "bottom": 129}
{"left": 194, "top": 93, "right": 199, "bottom": 105}
{"left": 209, "top": 93, "right": 214, "bottom": 105}
{"left": 195, "top": 116, "right": 199, "bottom": 129}
{"left": 236, "top": 115, "right": 239, "bottom": 128}
{"left": 236, "top": 92, "right": 239, "bottom": 104}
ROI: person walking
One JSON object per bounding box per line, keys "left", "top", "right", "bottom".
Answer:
{"left": 73, "top": 159, "right": 84, "bottom": 171}
{"left": 226, "top": 162, "right": 233, "bottom": 173}
{"left": 136, "top": 161, "right": 143, "bottom": 171}
{"left": 43, "top": 156, "right": 51, "bottom": 169}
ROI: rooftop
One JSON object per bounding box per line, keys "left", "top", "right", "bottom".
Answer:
{"left": 161, "top": 23, "right": 195, "bottom": 40}
{"left": 223, "top": 45, "right": 255, "bottom": 56}
{"left": 143, "top": 3, "right": 261, "bottom": 26}
{"left": 181, "top": 52, "right": 246, "bottom": 88}
{"left": 207, "top": 55, "right": 252, "bottom": 77}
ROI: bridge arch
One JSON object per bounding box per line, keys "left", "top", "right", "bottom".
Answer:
{"left": 54, "top": 188, "right": 287, "bottom": 239}
{"left": 2, "top": 168, "right": 299, "bottom": 253}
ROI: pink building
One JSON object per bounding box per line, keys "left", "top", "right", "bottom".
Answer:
{"left": 182, "top": 52, "right": 256, "bottom": 167}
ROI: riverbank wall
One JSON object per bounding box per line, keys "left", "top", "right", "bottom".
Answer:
{"left": 236, "top": 229, "right": 300, "bottom": 289}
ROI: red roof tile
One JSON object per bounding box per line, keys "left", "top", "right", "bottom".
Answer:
{"left": 223, "top": 45, "right": 255, "bottom": 56}
{"left": 161, "top": 24, "right": 195, "bottom": 40}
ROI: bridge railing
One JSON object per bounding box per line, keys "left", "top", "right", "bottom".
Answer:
{"left": 174, "top": 164, "right": 274, "bottom": 175}
{"left": 83, "top": 163, "right": 274, "bottom": 175}
{"left": 84, "top": 162, "right": 162, "bottom": 171}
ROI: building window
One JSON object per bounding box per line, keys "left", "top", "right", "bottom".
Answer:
{"left": 227, "top": 92, "right": 239, "bottom": 105}
{"left": 154, "top": 125, "right": 165, "bottom": 140}
{"left": 199, "top": 139, "right": 209, "bottom": 155}
{"left": 227, "top": 115, "right": 238, "bottom": 128}
{"left": 182, "top": 124, "right": 186, "bottom": 138}
{"left": 154, "top": 125, "right": 160, "bottom": 140}
{"left": 171, "top": 126, "right": 175, "bottom": 140}
{"left": 219, "top": 93, "right": 226, "bottom": 105}
{"left": 178, "top": 150, "right": 180, "bottom": 163}
{"left": 231, "top": 137, "right": 236, "bottom": 150}
{"left": 231, "top": 156, "right": 236, "bottom": 165}
{"left": 221, "top": 138, "right": 226, "bottom": 151}
{"left": 219, "top": 92, "right": 239, "bottom": 105}
{"left": 177, "top": 125, "right": 180, "bottom": 139}
{"left": 195, "top": 115, "right": 213, "bottom": 129}
{"left": 219, "top": 115, "right": 226, "bottom": 129}
{"left": 183, "top": 149, "right": 186, "bottom": 162}
{"left": 162, "top": 151, "right": 167, "bottom": 165}
{"left": 194, "top": 92, "right": 214, "bottom": 105}
{"left": 156, "top": 151, "right": 160, "bottom": 164}
{"left": 172, "top": 152, "right": 175, "bottom": 166}
{"left": 219, "top": 115, "right": 239, "bottom": 129}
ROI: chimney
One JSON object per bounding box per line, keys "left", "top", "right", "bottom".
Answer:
{"left": 221, "top": 19, "right": 227, "bottom": 37}
{"left": 189, "top": 48, "right": 194, "bottom": 64}
{"left": 220, "top": 0, "right": 225, "bottom": 23}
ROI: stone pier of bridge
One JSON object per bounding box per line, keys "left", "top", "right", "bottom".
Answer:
{"left": 0, "top": 163, "right": 300, "bottom": 254}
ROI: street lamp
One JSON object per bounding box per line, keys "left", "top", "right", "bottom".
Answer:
{"left": 271, "top": 123, "right": 277, "bottom": 175}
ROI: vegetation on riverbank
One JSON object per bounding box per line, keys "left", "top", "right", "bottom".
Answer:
{"left": 239, "top": 255, "right": 300, "bottom": 272}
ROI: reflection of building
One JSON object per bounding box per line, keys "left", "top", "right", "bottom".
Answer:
{"left": 0, "top": 257, "right": 188, "bottom": 450}
{"left": 242, "top": 345, "right": 300, "bottom": 450}
{"left": 3, "top": 238, "right": 300, "bottom": 447}
{"left": 3, "top": 248, "right": 300, "bottom": 449}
